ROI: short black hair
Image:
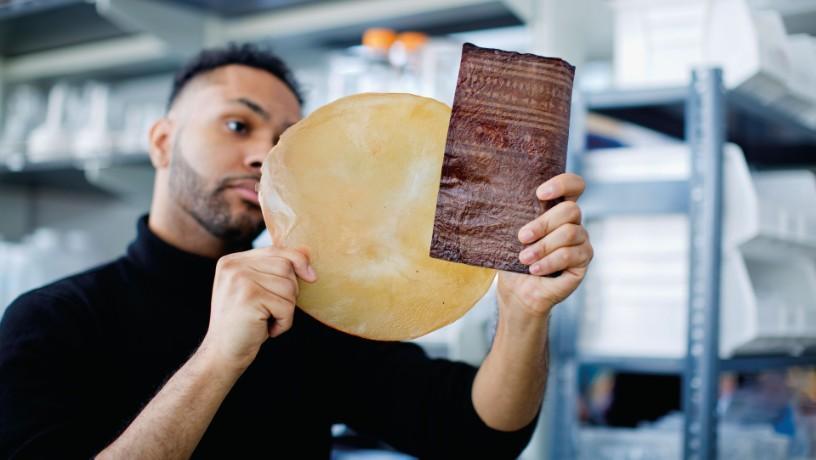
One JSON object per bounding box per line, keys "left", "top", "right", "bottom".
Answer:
{"left": 167, "top": 43, "right": 303, "bottom": 110}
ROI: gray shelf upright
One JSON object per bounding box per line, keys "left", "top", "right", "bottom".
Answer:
{"left": 682, "top": 67, "right": 725, "bottom": 460}
{"left": 547, "top": 68, "right": 816, "bottom": 460}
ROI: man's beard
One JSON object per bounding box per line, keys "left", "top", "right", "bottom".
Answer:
{"left": 168, "top": 144, "right": 264, "bottom": 247}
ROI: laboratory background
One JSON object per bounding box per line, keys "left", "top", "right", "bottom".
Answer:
{"left": 1, "top": 0, "right": 815, "bottom": 459}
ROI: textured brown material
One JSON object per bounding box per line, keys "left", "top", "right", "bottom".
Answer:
{"left": 430, "top": 43, "right": 575, "bottom": 274}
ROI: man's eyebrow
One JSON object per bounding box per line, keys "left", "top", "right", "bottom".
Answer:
{"left": 231, "top": 97, "right": 270, "bottom": 121}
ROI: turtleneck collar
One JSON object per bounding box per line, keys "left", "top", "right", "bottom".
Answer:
{"left": 126, "top": 215, "right": 252, "bottom": 284}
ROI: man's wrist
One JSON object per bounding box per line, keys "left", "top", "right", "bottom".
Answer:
{"left": 192, "top": 340, "right": 250, "bottom": 381}
{"left": 496, "top": 308, "right": 550, "bottom": 342}
{"left": 488, "top": 296, "right": 549, "bottom": 357}
{"left": 497, "top": 290, "right": 553, "bottom": 327}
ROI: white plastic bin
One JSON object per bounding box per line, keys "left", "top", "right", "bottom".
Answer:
{"left": 579, "top": 144, "right": 816, "bottom": 358}
{"left": 611, "top": 0, "right": 795, "bottom": 109}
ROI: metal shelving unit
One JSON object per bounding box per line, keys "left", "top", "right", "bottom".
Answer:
{"left": 547, "top": 68, "right": 816, "bottom": 460}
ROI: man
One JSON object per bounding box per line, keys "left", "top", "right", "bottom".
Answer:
{"left": 0, "top": 44, "right": 593, "bottom": 459}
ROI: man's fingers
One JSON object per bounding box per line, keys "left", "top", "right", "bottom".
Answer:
{"left": 242, "top": 255, "right": 296, "bottom": 283}
{"left": 528, "top": 243, "right": 593, "bottom": 276}
{"left": 518, "top": 201, "right": 583, "bottom": 244}
{"left": 536, "top": 173, "right": 586, "bottom": 202}
{"left": 250, "top": 280, "right": 296, "bottom": 338}
{"left": 263, "top": 298, "right": 295, "bottom": 338}
{"left": 518, "top": 223, "right": 587, "bottom": 266}
{"left": 252, "top": 246, "right": 317, "bottom": 283}
{"left": 252, "top": 274, "right": 298, "bottom": 304}
{"left": 278, "top": 247, "right": 317, "bottom": 282}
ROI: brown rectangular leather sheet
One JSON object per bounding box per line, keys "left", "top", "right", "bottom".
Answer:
{"left": 430, "top": 43, "right": 575, "bottom": 274}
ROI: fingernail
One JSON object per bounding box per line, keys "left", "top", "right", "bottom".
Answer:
{"left": 538, "top": 185, "right": 555, "bottom": 199}
{"left": 519, "top": 248, "right": 535, "bottom": 264}
{"left": 529, "top": 263, "right": 541, "bottom": 275}
{"left": 307, "top": 265, "right": 316, "bottom": 280}
{"left": 519, "top": 228, "right": 534, "bottom": 243}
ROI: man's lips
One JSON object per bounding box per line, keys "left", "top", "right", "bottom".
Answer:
{"left": 225, "top": 179, "right": 260, "bottom": 205}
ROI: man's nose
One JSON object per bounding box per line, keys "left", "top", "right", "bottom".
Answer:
{"left": 245, "top": 149, "right": 265, "bottom": 170}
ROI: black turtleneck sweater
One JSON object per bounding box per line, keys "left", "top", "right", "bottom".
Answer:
{"left": 0, "top": 216, "right": 537, "bottom": 459}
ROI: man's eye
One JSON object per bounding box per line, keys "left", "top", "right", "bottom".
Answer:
{"left": 226, "top": 120, "right": 248, "bottom": 134}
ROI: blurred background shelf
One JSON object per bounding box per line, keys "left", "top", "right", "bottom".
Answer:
{"left": 585, "top": 86, "right": 688, "bottom": 109}
{"left": 0, "top": 152, "right": 151, "bottom": 194}
{"left": 722, "top": 354, "right": 816, "bottom": 372}
{"left": 578, "top": 356, "right": 688, "bottom": 375}
{"left": 0, "top": 0, "right": 523, "bottom": 82}
{"left": 584, "top": 86, "right": 816, "bottom": 168}
{"left": 579, "top": 354, "right": 816, "bottom": 375}
{"left": 587, "top": 85, "right": 816, "bottom": 139}
{"left": 580, "top": 180, "right": 690, "bottom": 217}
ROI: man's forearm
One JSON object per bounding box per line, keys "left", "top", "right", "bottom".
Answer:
{"left": 96, "top": 343, "right": 244, "bottom": 459}
{"left": 471, "top": 302, "right": 550, "bottom": 432}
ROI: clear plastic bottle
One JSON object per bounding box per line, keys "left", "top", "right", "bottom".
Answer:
{"left": 388, "top": 31, "right": 428, "bottom": 95}
{"left": 359, "top": 27, "right": 397, "bottom": 93}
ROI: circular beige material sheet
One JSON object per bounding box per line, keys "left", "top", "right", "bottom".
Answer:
{"left": 259, "top": 93, "right": 496, "bottom": 341}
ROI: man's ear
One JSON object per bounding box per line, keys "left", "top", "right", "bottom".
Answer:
{"left": 148, "top": 117, "right": 173, "bottom": 169}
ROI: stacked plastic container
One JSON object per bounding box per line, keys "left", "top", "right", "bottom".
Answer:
{"left": 610, "top": 0, "right": 816, "bottom": 129}
{"left": 0, "top": 76, "right": 164, "bottom": 169}
{"left": 579, "top": 144, "right": 816, "bottom": 358}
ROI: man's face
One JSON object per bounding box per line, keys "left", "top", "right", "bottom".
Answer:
{"left": 165, "top": 65, "right": 301, "bottom": 245}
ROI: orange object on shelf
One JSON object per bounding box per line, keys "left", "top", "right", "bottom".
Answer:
{"left": 395, "top": 32, "right": 428, "bottom": 52}
{"left": 362, "top": 28, "right": 397, "bottom": 52}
